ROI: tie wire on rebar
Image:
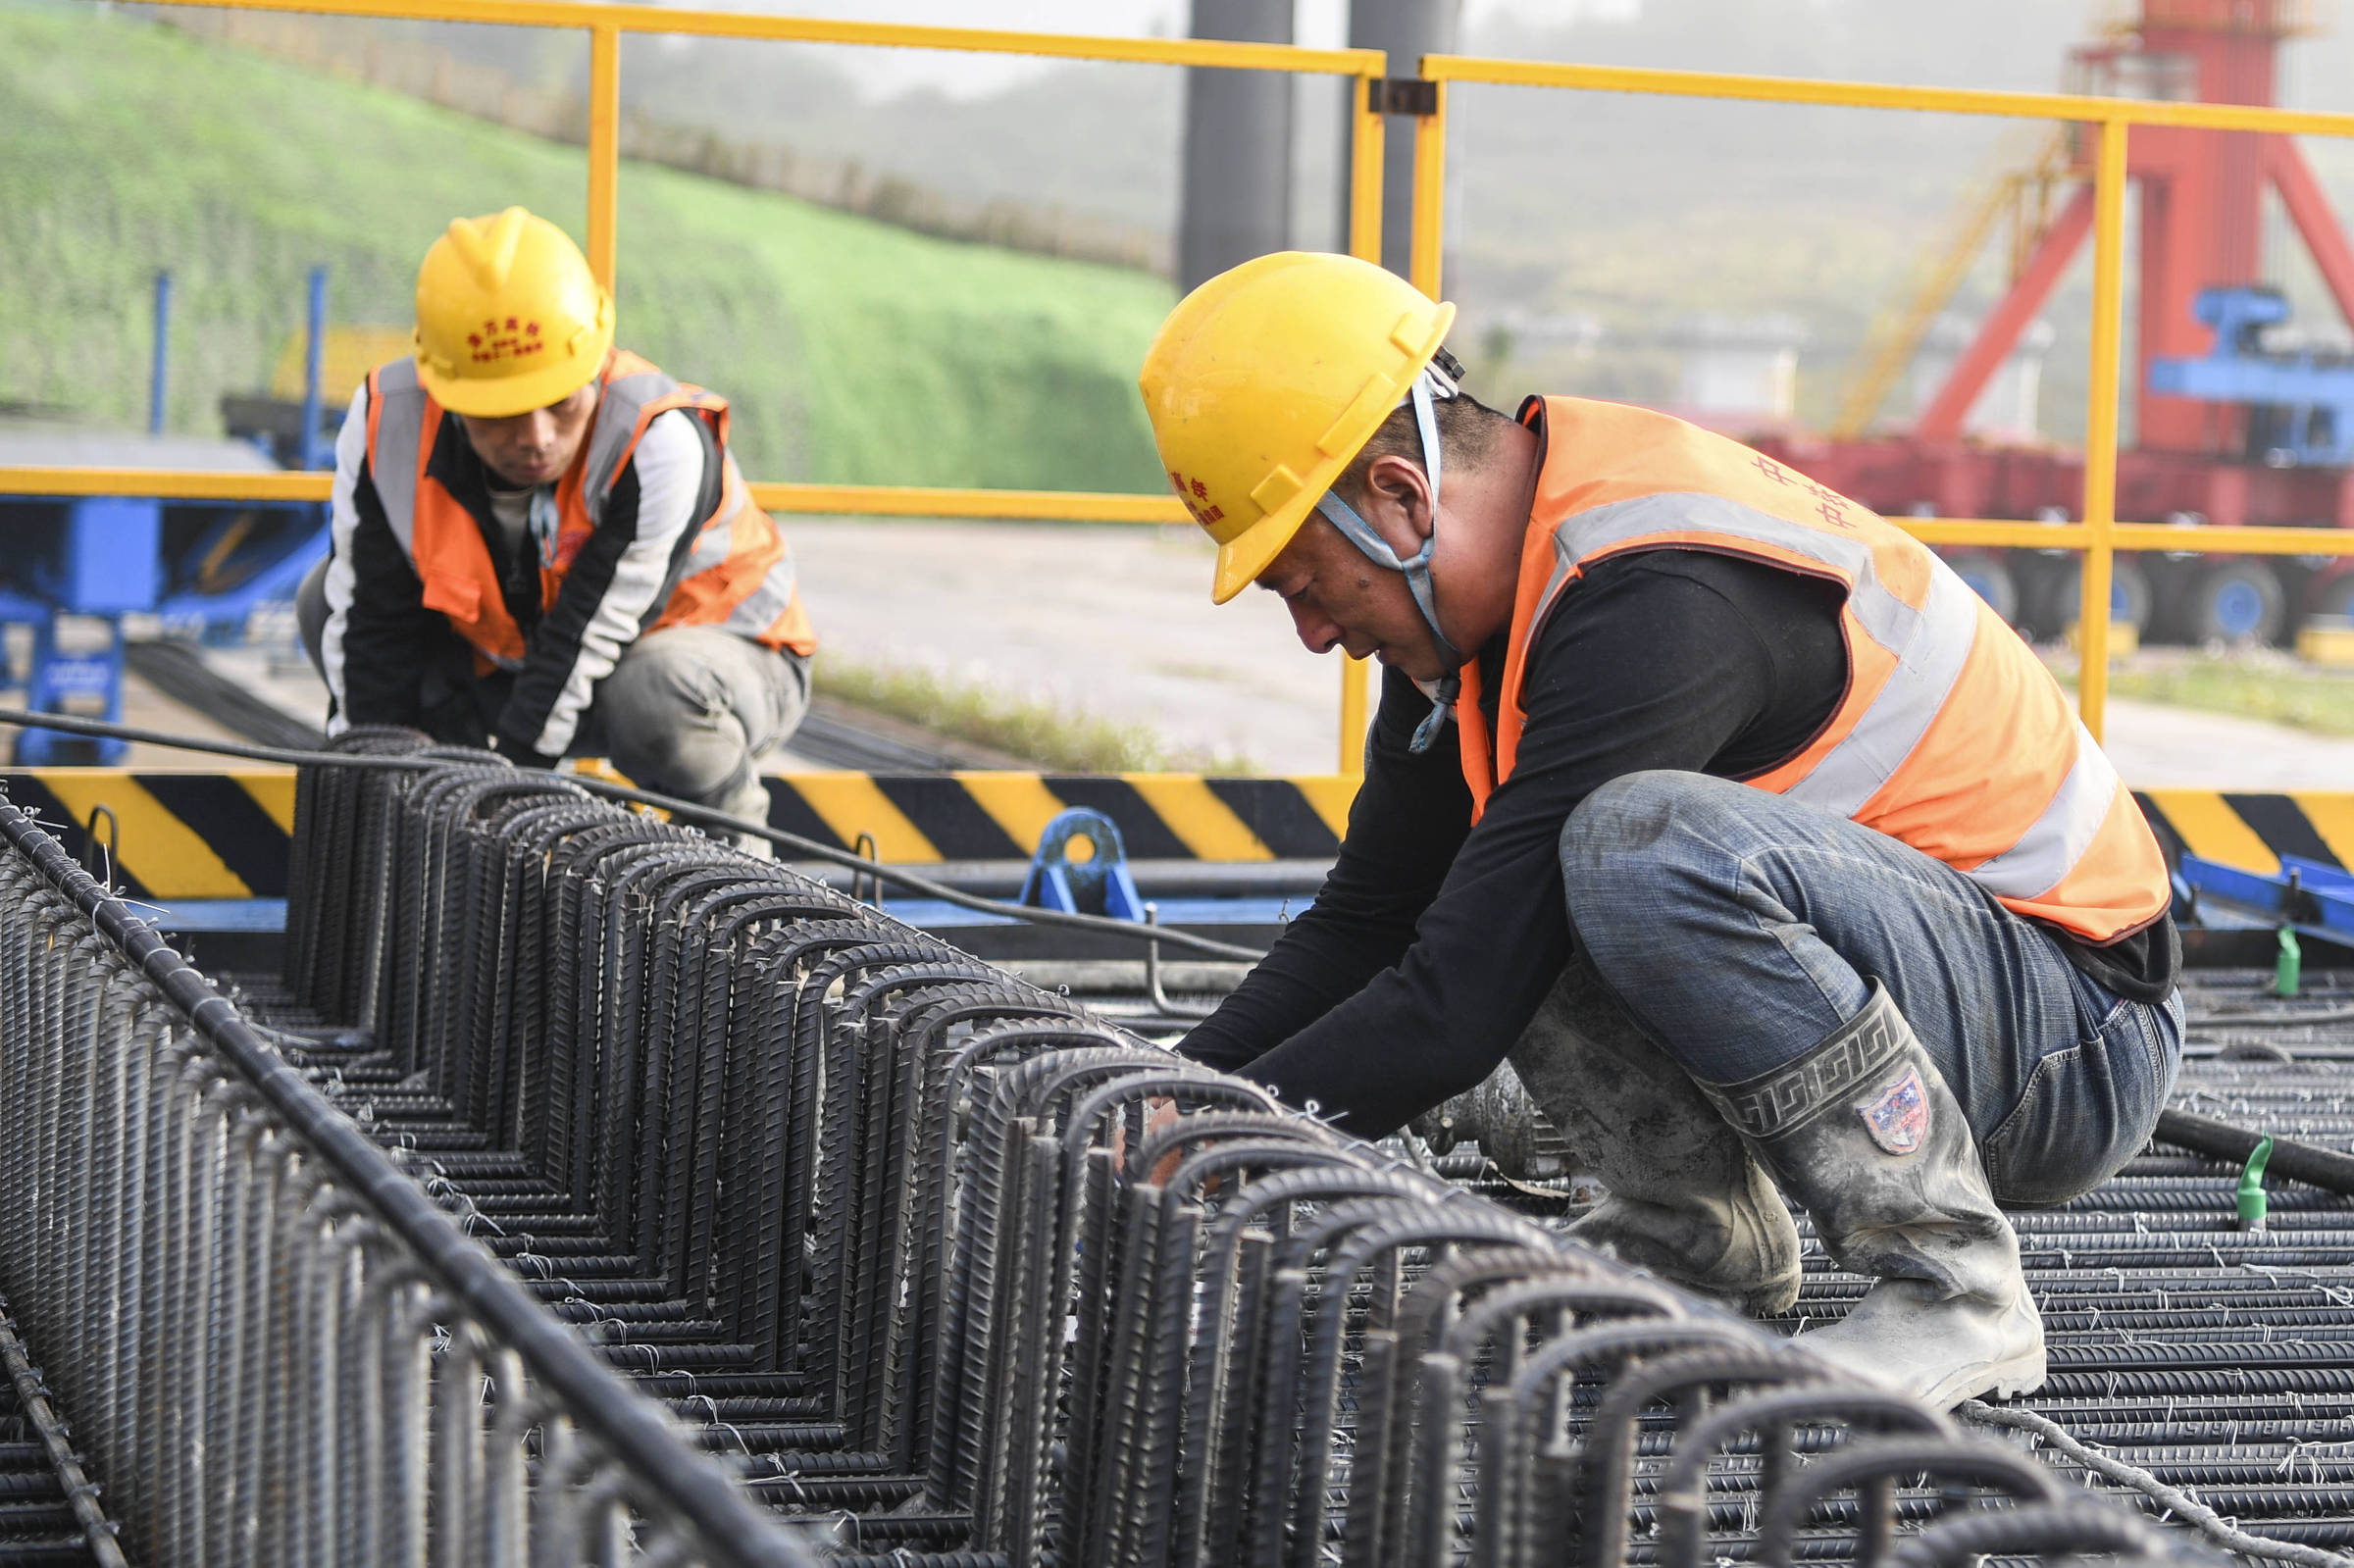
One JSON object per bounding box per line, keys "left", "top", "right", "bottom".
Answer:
{"left": 190, "top": 735, "right": 2211, "bottom": 1562}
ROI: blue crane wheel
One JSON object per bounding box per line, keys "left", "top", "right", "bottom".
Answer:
{"left": 2214, "top": 578, "right": 2266, "bottom": 640}
{"left": 2194, "top": 561, "right": 2283, "bottom": 645}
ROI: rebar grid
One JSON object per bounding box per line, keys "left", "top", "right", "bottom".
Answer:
{"left": 0, "top": 792, "right": 814, "bottom": 1568}
{"left": 12, "top": 741, "right": 2204, "bottom": 1567}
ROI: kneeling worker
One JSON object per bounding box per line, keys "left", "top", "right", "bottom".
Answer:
{"left": 1141, "top": 253, "right": 2183, "bottom": 1408}
{"left": 300, "top": 207, "right": 815, "bottom": 828}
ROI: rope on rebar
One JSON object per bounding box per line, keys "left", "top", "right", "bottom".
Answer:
{"left": 1959, "top": 1397, "right": 2354, "bottom": 1568}
{"left": 0, "top": 705, "right": 1270, "bottom": 962}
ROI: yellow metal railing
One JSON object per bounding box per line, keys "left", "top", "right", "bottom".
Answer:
{"left": 0, "top": 0, "right": 1380, "bottom": 770}
{"left": 24, "top": 11, "right": 2354, "bottom": 759}
{"left": 1410, "top": 56, "right": 2354, "bottom": 742}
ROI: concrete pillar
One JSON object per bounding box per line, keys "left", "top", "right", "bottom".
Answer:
{"left": 1178, "top": 0, "right": 1294, "bottom": 292}
{"left": 1348, "top": 0, "right": 1458, "bottom": 278}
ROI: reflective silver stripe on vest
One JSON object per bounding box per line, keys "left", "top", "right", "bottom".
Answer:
{"left": 1965, "top": 726, "right": 2124, "bottom": 901}
{"left": 366, "top": 358, "right": 428, "bottom": 554}
{"left": 1542, "top": 492, "right": 1919, "bottom": 656}
{"left": 1544, "top": 491, "right": 1982, "bottom": 821}
{"left": 579, "top": 370, "right": 679, "bottom": 525}
{"left": 680, "top": 516, "right": 736, "bottom": 578}
{"left": 675, "top": 453, "right": 798, "bottom": 638}
{"left": 1780, "top": 563, "right": 1981, "bottom": 819}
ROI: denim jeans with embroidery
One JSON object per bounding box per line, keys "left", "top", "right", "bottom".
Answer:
{"left": 1556, "top": 770, "right": 2183, "bottom": 1206}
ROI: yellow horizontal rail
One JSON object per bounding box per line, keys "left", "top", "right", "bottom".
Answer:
{"left": 2109, "top": 524, "right": 2354, "bottom": 556}
{"left": 1422, "top": 55, "right": 2354, "bottom": 137}
{"left": 0, "top": 468, "right": 333, "bottom": 503}
{"left": 26, "top": 469, "right": 2354, "bottom": 553}
{"left": 1906, "top": 521, "right": 2093, "bottom": 549}
{"left": 752, "top": 484, "right": 1188, "bottom": 524}
{"left": 0, "top": 468, "right": 1200, "bottom": 523}
{"left": 145, "top": 0, "right": 1383, "bottom": 74}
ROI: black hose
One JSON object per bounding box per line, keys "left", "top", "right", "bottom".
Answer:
{"left": 2196, "top": 1008, "right": 2354, "bottom": 1027}
{"left": 0, "top": 705, "right": 1269, "bottom": 963}
{"left": 2155, "top": 1107, "right": 2354, "bottom": 1198}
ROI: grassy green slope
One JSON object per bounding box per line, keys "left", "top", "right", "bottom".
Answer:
{"left": 0, "top": 0, "right": 1174, "bottom": 490}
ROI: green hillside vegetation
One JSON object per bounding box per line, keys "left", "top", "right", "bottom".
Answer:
{"left": 0, "top": 0, "right": 1174, "bottom": 491}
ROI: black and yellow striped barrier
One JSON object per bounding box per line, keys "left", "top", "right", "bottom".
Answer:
{"left": 762, "top": 773, "right": 1356, "bottom": 864}
{"left": 2133, "top": 789, "right": 2354, "bottom": 879}
{"left": 0, "top": 771, "right": 1360, "bottom": 899}
{"left": 7, "top": 770, "right": 2339, "bottom": 902}
{"left": 0, "top": 771, "right": 295, "bottom": 900}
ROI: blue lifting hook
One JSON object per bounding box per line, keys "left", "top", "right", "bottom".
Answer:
{"left": 1018, "top": 807, "right": 1146, "bottom": 921}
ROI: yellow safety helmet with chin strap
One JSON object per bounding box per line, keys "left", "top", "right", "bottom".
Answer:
{"left": 412, "top": 207, "right": 614, "bottom": 419}
{"left": 1138, "top": 250, "right": 1456, "bottom": 604}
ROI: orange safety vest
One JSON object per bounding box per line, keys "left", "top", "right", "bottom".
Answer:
{"left": 362, "top": 350, "right": 816, "bottom": 673}
{"left": 1461, "top": 397, "right": 2169, "bottom": 945}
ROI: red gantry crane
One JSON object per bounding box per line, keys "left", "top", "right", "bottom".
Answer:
{"left": 1761, "top": 0, "right": 2354, "bottom": 645}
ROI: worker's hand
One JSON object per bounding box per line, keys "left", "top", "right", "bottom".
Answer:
{"left": 1130, "top": 1092, "right": 1186, "bottom": 1177}
{"left": 1112, "top": 1095, "right": 1165, "bottom": 1176}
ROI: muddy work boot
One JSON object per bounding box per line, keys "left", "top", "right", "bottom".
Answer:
{"left": 1696, "top": 981, "right": 2045, "bottom": 1408}
{"left": 1505, "top": 960, "right": 1803, "bottom": 1317}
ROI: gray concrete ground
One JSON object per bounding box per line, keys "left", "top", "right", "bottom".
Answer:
{"left": 2100, "top": 696, "right": 2354, "bottom": 789}
{"left": 787, "top": 518, "right": 2354, "bottom": 788}
{"left": 786, "top": 518, "right": 1347, "bottom": 773}
{"left": 10, "top": 518, "right": 2351, "bottom": 788}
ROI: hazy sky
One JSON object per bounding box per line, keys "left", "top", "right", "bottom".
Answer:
{"left": 721, "top": 0, "right": 1630, "bottom": 98}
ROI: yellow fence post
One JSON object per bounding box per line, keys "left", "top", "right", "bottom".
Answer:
{"left": 2077, "top": 115, "right": 2129, "bottom": 745}
{"left": 1337, "top": 70, "right": 1390, "bottom": 777}
{"left": 1348, "top": 73, "right": 1387, "bottom": 266}
{"left": 586, "top": 24, "right": 621, "bottom": 294}
{"left": 1409, "top": 78, "right": 1449, "bottom": 300}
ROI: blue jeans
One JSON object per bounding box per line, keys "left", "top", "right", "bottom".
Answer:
{"left": 1561, "top": 772, "right": 2183, "bottom": 1207}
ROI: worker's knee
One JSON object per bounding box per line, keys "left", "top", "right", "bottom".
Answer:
{"left": 1560, "top": 771, "right": 1751, "bottom": 891}
{"left": 605, "top": 722, "right": 742, "bottom": 804}
{"left": 600, "top": 632, "right": 734, "bottom": 729}
{"left": 603, "top": 664, "right": 741, "bottom": 800}
{"left": 1559, "top": 772, "right": 1809, "bottom": 983}
{"left": 597, "top": 631, "right": 804, "bottom": 805}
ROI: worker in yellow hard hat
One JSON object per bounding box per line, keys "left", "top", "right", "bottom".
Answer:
{"left": 297, "top": 208, "right": 816, "bottom": 839}
{"left": 1141, "top": 251, "right": 2186, "bottom": 1409}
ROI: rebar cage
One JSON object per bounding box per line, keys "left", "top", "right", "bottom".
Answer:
{"left": 0, "top": 746, "right": 2206, "bottom": 1564}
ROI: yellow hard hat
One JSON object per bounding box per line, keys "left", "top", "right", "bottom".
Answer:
{"left": 412, "top": 207, "right": 614, "bottom": 418}
{"left": 1139, "top": 251, "right": 1456, "bottom": 604}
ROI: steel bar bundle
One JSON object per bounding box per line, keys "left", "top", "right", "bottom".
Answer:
{"left": 0, "top": 787, "right": 814, "bottom": 1565}
{"left": 0, "top": 745, "right": 2197, "bottom": 1563}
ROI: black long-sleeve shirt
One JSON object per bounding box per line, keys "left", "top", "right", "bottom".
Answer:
{"left": 1180, "top": 548, "right": 2179, "bottom": 1138}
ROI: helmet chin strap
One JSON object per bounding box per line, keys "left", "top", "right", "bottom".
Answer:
{"left": 1312, "top": 366, "right": 1464, "bottom": 754}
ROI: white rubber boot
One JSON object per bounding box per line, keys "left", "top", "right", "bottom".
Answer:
{"left": 1697, "top": 982, "right": 2045, "bottom": 1408}
{"left": 1508, "top": 960, "right": 1803, "bottom": 1316}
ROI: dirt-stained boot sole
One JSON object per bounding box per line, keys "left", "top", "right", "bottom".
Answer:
{"left": 1793, "top": 1280, "right": 2046, "bottom": 1408}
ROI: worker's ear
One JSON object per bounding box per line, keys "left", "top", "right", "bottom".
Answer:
{"left": 1357, "top": 452, "right": 1436, "bottom": 554}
